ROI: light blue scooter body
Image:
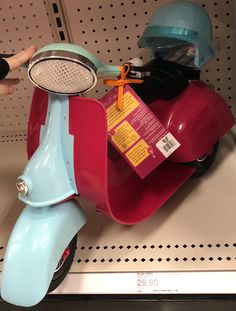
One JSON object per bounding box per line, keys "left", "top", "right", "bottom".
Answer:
{"left": 1, "top": 200, "right": 86, "bottom": 307}
{"left": 1, "top": 93, "right": 86, "bottom": 306}
{"left": 18, "top": 94, "right": 78, "bottom": 207}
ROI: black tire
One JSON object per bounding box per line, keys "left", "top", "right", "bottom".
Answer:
{"left": 184, "top": 142, "right": 219, "bottom": 177}
{"left": 48, "top": 234, "right": 77, "bottom": 293}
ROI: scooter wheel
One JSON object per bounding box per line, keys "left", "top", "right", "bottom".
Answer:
{"left": 48, "top": 234, "right": 77, "bottom": 293}
{"left": 184, "top": 142, "right": 219, "bottom": 178}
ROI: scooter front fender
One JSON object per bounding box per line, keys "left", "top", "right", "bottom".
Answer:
{"left": 1, "top": 200, "right": 86, "bottom": 307}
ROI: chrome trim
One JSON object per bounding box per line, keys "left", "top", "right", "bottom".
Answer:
{"left": 54, "top": 257, "right": 66, "bottom": 273}
{"left": 29, "top": 50, "right": 97, "bottom": 73}
{"left": 197, "top": 154, "right": 208, "bottom": 162}
{"left": 16, "top": 177, "right": 29, "bottom": 195}
{"left": 128, "top": 71, "right": 150, "bottom": 78}
{"left": 28, "top": 50, "right": 97, "bottom": 95}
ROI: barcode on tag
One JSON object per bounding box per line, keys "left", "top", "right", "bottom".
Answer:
{"left": 156, "top": 133, "right": 181, "bottom": 157}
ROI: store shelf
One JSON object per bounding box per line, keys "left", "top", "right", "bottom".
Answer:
{"left": 0, "top": 0, "right": 236, "bottom": 304}
{"left": 1, "top": 129, "right": 236, "bottom": 295}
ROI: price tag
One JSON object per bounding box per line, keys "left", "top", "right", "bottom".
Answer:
{"left": 136, "top": 272, "right": 179, "bottom": 293}
{"left": 136, "top": 272, "right": 159, "bottom": 293}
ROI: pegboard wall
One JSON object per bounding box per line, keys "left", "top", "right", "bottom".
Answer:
{"left": 0, "top": 0, "right": 235, "bottom": 131}
{"left": 0, "top": 0, "right": 54, "bottom": 132}
{"left": 63, "top": 0, "right": 236, "bottom": 111}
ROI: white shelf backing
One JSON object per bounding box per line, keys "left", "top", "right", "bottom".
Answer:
{"left": 0, "top": 0, "right": 54, "bottom": 132}
{"left": 63, "top": 0, "right": 236, "bottom": 115}
{"left": 1, "top": 130, "right": 236, "bottom": 277}
{"left": 0, "top": 0, "right": 235, "bottom": 130}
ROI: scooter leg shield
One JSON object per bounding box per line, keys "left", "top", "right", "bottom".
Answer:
{"left": 1, "top": 200, "right": 86, "bottom": 307}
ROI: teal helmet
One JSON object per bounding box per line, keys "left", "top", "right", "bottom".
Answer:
{"left": 138, "top": 0, "right": 214, "bottom": 68}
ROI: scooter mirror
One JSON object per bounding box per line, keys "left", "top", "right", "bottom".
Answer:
{"left": 28, "top": 43, "right": 121, "bottom": 95}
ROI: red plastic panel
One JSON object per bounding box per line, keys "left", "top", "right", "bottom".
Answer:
{"left": 150, "top": 82, "right": 234, "bottom": 162}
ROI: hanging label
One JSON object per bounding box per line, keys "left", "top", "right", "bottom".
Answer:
{"left": 101, "top": 85, "right": 180, "bottom": 178}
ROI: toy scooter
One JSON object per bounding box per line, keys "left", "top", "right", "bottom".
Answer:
{"left": 1, "top": 41, "right": 234, "bottom": 307}
{"left": 1, "top": 2, "right": 234, "bottom": 307}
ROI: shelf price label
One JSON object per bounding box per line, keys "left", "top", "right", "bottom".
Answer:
{"left": 136, "top": 272, "right": 159, "bottom": 292}
{"left": 136, "top": 272, "right": 179, "bottom": 293}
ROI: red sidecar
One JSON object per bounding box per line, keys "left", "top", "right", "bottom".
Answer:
{"left": 27, "top": 81, "right": 234, "bottom": 225}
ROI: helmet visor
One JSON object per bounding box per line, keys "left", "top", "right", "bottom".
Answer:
{"left": 157, "top": 44, "right": 196, "bottom": 66}
{"left": 138, "top": 26, "right": 198, "bottom": 49}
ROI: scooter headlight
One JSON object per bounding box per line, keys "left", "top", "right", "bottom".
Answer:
{"left": 28, "top": 50, "right": 97, "bottom": 95}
